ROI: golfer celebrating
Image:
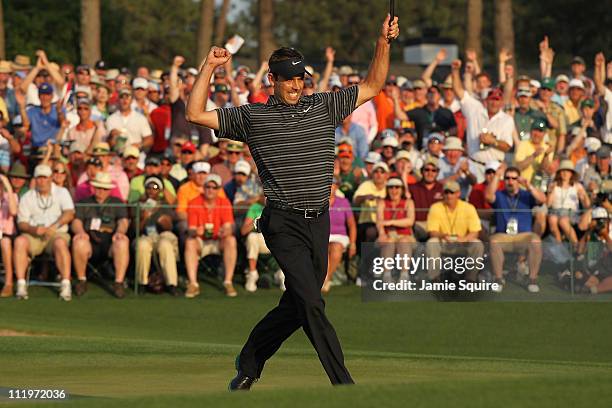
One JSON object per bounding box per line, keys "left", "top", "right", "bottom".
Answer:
{"left": 187, "top": 14, "right": 399, "bottom": 389}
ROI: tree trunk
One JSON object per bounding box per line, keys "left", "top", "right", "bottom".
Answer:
{"left": 80, "top": 0, "right": 101, "bottom": 65}
{"left": 495, "top": 0, "right": 515, "bottom": 66}
{"left": 465, "top": 0, "right": 482, "bottom": 64}
{"left": 214, "top": 0, "right": 231, "bottom": 45}
{"left": 197, "top": 0, "right": 215, "bottom": 64}
{"left": 0, "top": 0, "right": 5, "bottom": 60}
{"left": 258, "top": 0, "right": 276, "bottom": 65}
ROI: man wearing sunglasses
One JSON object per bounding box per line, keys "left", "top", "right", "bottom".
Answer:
{"left": 485, "top": 164, "right": 546, "bottom": 293}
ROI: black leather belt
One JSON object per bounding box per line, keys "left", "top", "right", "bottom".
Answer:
{"left": 266, "top": 200, "right": 328, "bottom": 219}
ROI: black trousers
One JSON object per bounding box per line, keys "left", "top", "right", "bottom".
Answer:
{"left": 238, "top": 206, "right": 354, "bottom": 385}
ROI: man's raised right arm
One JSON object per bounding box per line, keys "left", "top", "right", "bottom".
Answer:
{"left": 186, "top": 46, "right": 232, "bottom": 130}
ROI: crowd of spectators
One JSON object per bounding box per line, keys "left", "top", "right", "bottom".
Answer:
{"left": 0, "top": 38, "right": 611, "bottom": 301}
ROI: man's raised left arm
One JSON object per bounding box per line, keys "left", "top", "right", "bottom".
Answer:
{"left": 356, "top": 15, "right": 399, "bottom": 107}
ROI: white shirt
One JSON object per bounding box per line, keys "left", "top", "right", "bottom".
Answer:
{"left": 131, "top": 100, "right": 158, "bottom": 115}
{"left": 18, "top": 184, "right": 74, "bottom": 232}
{"left": 603, "top": 89, "right": 612, "bottom": 144}
{"left": 460, "top": 92, "right": 514, "bottom": 162}
{"left": 106, "top": 110, "right": 152, "bottom": 146}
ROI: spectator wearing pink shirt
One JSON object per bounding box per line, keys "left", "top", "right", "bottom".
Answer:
{"left": 75, "top": 157, "right": 123, "bottom": 201}
{"left": 76, "top": 142, "right": 130, "bottom": 200}
{"left": 348, "top": 74, "right": 378, "bottom": 142}
{"left": 0, "top": 174, "right": 18, "bottom": 297}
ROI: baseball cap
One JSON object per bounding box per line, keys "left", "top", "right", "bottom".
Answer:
{"left": 540, "top": 77, "right": 556, "bottom": 90}
{"left": 423, "top": 156, "right": 439, "bottom": 169}
{"left": 123, "top": 145, "right": 140, "bottom": 158}
{"left": 144, "top": 176, "right": 164, "bottom": 190}
{"left": 364, "top": 151, "right": 381, "bottom": 164}
{"left": 386, "top": 178, "right": 404, "bottom": 188}
{"left": 227, "top": 141, "right": 244, "bottom": 152}
{"left": 485, "top": 160, "right": 501, "bottom": 172}
{"left": 486, "top": 88, "right": 503, "bottom": 100}
{"left": 571, "top": 56, "right": 586, "bottom": 65}
{"left": 205, "top": 174, "right": 222, "bottom": 187}
{"left": 412, "top": 79, "right": 426, "bottom": 89}
{"left": 76, "top": 97, "right": 91, "bottom": 106}
{"left": 92, "top": 142, "right": 111, "bottom": 156}
{"left": 105, "top": 69, "right": 119, "bottom": 80}
{"left": 94, "top": 60, "right": 106, "bottom": 70}
{"left": 443, "top": 137, "right": 463, "bottom": 151}
{"left": 530, "top": 79, "right": 541, "bottom": 89}
{"left": 555, "top": 74, "right": 569, "bottom": 84}
{"left": 517, "top": 86, "right": 531, "bottom": 97}
{"left": 580, "top": 99, "right": 595, "bottom": 109}
{"left": 215, "top": 84, "right": 229, "bottom": 93}
{"left": 569, "top": 79, "right": 585, "bottom": 89}
{"left": 192, "top": 161, "right": 211, "bottom": 174}
{"left": 86, "top": 157, "right": 102, "bottom": 167}
{"left": 234, "top": 160, "right": 251, "bottom": 176}
{"left": 329, "top": 77, "right": 343, "bottom": 89}
{"left": 400, "top": 80, "right": 414, "bottom": 91}
{"left": 443, "top": 180, "right": 460, "bottom": 193}
{"left": 76, "top": 64, "right": 90, "bottom": 73}
{"left": 338, "top": 65, "right": 353, "bottom": 76}
{"left": 597, "top": 146, "right": 611, "bottom": 159}
{"left": 372, "top": 162, "right": 390, "bottom": 173}
{"left": 269, "top": 57, "right": 312, "bottom": 79}
{"left": 38, "top": 82, "right": 53, "bottom": 95}
{"left": 118, "top": 88, "right": 131, "bottom": 96}
{"left": 132, "top": 77, "right": 149, "bottom": 89}
{"left": 428, "top": 132, "right": 445, "bottom": 144}
{"left": 585, "top": 137, "right": 602, "bottom": 154}
{"left": 34, "top": 164, "right": 52, "bottom": 178}
{"left": 592, "top": 207, "right": 609, "bottom": 220}
{"left": 148, "top": 81, "right": 160, "bottom": 92}
{"left": 181, "top": 141, "right": 197, "bottom": 153}
{"left": 145, "top": 156, "right": 161, "bottom": 166}
{"left": 382, "top": 137, "right": 399, "bottom": 148}
{"left": 395, "top": 150, "right": 411, "bottom": 162}
{"left": 74, "top": 85, "right": 93, "bottom": 98}
{"left": 380, "top": 129, "right": 398, "bottom": 140}
{"left": 531, "top": 118, "right": 547, "bottom": 131}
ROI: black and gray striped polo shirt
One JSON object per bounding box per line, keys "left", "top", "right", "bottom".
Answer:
{"left": 216, "top": 85, "right": 358, "bottom": 209}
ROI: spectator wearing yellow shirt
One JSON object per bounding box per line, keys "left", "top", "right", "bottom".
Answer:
{"left": 563, "top": 79, "right": 585, "bottom": 125}
{"left": 514, "top": 118, "right": 554, "bottom": 183}
{"left": 353, "top": 162, "right": 389, "bottom": 243}
{"left": 425, "top": 180, "right": 484, "bottom": 281}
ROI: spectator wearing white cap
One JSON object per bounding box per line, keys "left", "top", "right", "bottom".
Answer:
{"left": 437, "top": 137, "right": 478, "bottom": 200}
{"left": 552, "top": 74, "right": 570, "bottom": 106}
{"left": 564, "top": 79, "right": 585, "bottom": 125}
{"left": 122, "top": 146, "right": 143, "bottom": 180}
{"left": 131, "top": 77, "right": 158, "bottom": 123}
{"left": 353, "top": 162, "right": 389, "bottom": 243}
{"left": 380, "top": 130, "right": 399, "bottom": 166}
{"left": 14, "top": 164, "right": 75, "bottom": 301}
{"left": 224, "top": 159, "right": 263, "bottom": 220}
{"left": 184, "top": 173, "right": 237, "bottom": 298}
{"left": 570, "top": 56, "right": 595, "bottom": 96}
{"left": 363, "top": 151, "right": 382, "bottom": 178}
{"left": 64, "top": 97, "right": 106, "bottom": 156}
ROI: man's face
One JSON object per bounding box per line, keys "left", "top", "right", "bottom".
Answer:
{"left": 384, "top": 82, "right": 396, "bottom": 96}
{"left": 204, "top": 182, "right": 219, "bottom": 201}
{"left": 339, "top": 156, "right": 353, "bottom": 170}
{"left": 556, "top": 81, "right": 568, "bottom": 94}
{"left": 271, "top": 74, "right": 304, "bottom": 105}
{"left": 119, "top": 93, "right": 132, "bottom": 111}
{"left": 0, "top": 73, "right": 9, "bottom": 89}
{"left": 35, "top": 175, "right": 52, "bottom": 194}
{"left": 428, "top": 139, "right": 443, "bottom": 156}
{"left": 76, "top": 68, "right": 90, "bottom": 85}
{"left": 148, "top": 88, "right": 161, "bottom": 103}
{"left": 86, "top": 163, "right": 101, "bottom": 178}
{"left": 531, "top": 129, "right": 545, "bottom": 144}
{"left": 485, "top": 169, "right": 496, "bottom": 184}
{"left": 10, "top": 176, "right": 26, "bottom": 190}
{"left": 539, "top": 87, "right": 553, "bottom": 102}
{"left": 382, "top": 145, "right": 395, "bottom": 159}
{"left": 234, "top": 172, "right": 248, "bottom": 186}
{"left": 426, "top": 88, "right": 440, "bottom": 106}
{"left": 445, "top": 149, "right": 462, "bottom": 165}
{"left": 581, "top": 106, "right": 594, "bottom": 120}
{"left": 194, "top": 172, "right": 207, "bottom": 187}
{"left": 518, "top": 95, "right": 531, "bottom": 110}
{"left": 161, "top": 159, "right": 172, "bottom": 176}
{"left": 347, "top": 75, "right": 360, "bottom": 86}
{"left": 372, "top": 168, "right": 388, "bottom": 184}
{"left": 569, "top": 87, "right": 584, "bottom": 102}
{"left": 444, "top": 189, "right": 460, "bottom": 206}
{"left": 214, "top": 91, "right": 229, "bottom": 106}
{"left": 400, "top": 88, "right": 414, "bottom": 101}
{"left": 485, "top": 97, "right": 502, "bottom": 115}
{"left": 144, "top": 163, "right": 161, "bottom": 176}
{"left": 598, "top": 156, "right": 610, "bottom": 173}
{"left": 571, "top": 62, "right": 585, "bottom": 77}
{"left": 39, "top": 93, "right": 53, "bottom": 108}
{"left": 476, "top": 74, "right": 492, "bottom": 91}
{"left": 94, "top": 186, "right": 111, "bottom": 202}
{"left": 134, "top": 87, "right": 147, "bottom": 101}
{"left": 414, "top": 87, "right": 426, "bottom": 101}
{"left": 181, "top": 150, "right": 194, "bottom": 165}
{"left": 227, "top": 150, "right": 242, "bottom": 164}
{"left": 504, "top": 170, "right": 520, "bottom": 194}
{"left": 77, "top": 103, "right": 91, "bottom": 120}
{"left": 123, "top": 156, "right": 138, "bottom": 171}
{"left": 442, "top": 88, "right": 454, "bottom": 102}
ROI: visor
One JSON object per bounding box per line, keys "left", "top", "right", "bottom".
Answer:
{"left": 269, "top": 58, "right": 312, "bottom": 79}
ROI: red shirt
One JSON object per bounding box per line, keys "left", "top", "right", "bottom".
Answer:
{"left": 187, "top": 195, "right": 234, "bottom": 239}
{"left": 468, "top": 181, "right": 505, "bottom": 210}
{"left": 409, "top": 181, "right": 444, "bottom": 221}
{"left": 248, "top": 91, "right": 268, "bottom": 104}
{"left": 150, "top": 105, "right": 171, "bottom": 154}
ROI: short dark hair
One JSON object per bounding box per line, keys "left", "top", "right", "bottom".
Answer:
{"left": 505, "top": 166, "right": 520, "bottom": 177}
{"left": 269, "top": 47, "right": 304, "bottom": 79}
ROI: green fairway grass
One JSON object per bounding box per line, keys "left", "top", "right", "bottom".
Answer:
{"left": 1, "top": 284, "right": 611, "bottom": 407}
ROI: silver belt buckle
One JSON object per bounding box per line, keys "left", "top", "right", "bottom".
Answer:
{"left": 304, "top": 209, "right": 314, "bottom": 219}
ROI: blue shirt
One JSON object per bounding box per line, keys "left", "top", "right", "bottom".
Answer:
{"left": 335, "top": 123, "right": 369, "bottom": 159}
{"left": 492, "top": 189, "right": 536, "bottom": 233}
{"left": 27, "top": 106, "right": 62, "bottom": 147}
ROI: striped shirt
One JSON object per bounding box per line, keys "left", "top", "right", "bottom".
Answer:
{"left": 216, "top": 85, "right": 359, "bottom": 209}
